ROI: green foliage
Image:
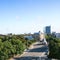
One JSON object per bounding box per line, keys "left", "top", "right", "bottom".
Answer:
{"left": 0, "top": 34, "right": 35, "bottom": 60}
{"left": 46, "top": 34, "right": 60, "bottom": 59}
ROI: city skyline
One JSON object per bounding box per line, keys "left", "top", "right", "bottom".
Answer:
{"left": 0, "top": 0, "right": 60, "bottom": 34}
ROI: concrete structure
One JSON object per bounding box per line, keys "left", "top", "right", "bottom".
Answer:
{"left": 11, "top": 42, "right": 48, "bottom": 60}
{"left": 40, "top": 33, "right": 45, "bottom": 41}
{"left": 52, "top": 32, "right": 56, "bottom": 37}
{"left": 56, "top": 33, "right": 60, "bottom": 38}
{"left": 44, "top": 26, "right": 51, "bottom": 34}
{"left": 40, "top": 33, "right": 47, "bottom": 45}
{"left": 33, "top": 31, "right": 41, "bottom": 40}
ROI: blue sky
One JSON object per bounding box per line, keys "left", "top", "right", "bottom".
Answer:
{"left": 0, "top": 0, "right": 60, "bottom": 34}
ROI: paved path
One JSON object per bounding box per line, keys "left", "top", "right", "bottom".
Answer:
{"left": 10, "top": 42, "right": 49, "bottom": 60}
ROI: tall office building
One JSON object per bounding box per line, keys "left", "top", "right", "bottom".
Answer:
{"left": 44, "top": 26, "right": 51, "bottom": 34}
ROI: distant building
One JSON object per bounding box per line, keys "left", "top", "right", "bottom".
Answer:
{"left": 44, "top": 26, "right": 51, "bottom": 34}
{"left": 52, "top": 32, "right": 56, "bottom": 37}
{"left": 24, "top": 36, "right": 34, "bottom": 40}
{"left": 56, "top": 33, "right": 60, "bottom": 38}
{"left": 33, "top": 31, "right": 41, "bottom": 40}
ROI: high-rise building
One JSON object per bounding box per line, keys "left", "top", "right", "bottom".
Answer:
{"left": 44, "top": 26, "right": 51, "bottom": 34}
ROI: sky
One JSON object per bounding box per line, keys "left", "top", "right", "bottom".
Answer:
{"left": 0, "top": 0, "right": 60, "bottom": 34}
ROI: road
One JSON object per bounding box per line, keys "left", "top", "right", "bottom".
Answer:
{"left": 12, "top": 42, "right": 49, "bottom": 60}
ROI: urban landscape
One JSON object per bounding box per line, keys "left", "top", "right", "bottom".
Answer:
{"left": 0, "top": 0, "right": 60, "bottom": 60}
{"left": 0, "top": 26, "right": 60, "bottom": 60}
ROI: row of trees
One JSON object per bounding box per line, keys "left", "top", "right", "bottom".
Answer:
{"left": 0, "top": 34, "right": 35, "bottom": 60}
{"left": 46, "top": 34, "right": 60, "bottom": 59}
